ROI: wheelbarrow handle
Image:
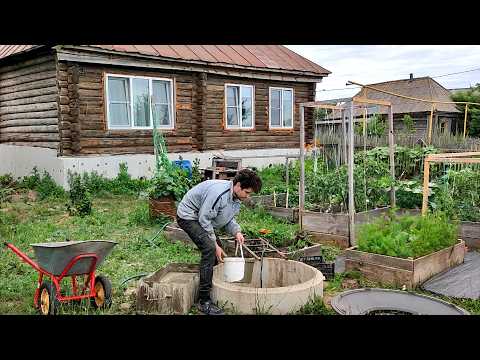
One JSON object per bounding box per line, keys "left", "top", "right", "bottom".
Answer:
{"left": 4, "top": 242, "right": 43, "bottom": 272}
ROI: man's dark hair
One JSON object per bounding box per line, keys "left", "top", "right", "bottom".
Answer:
{"left": 233, "top": 168, "right": 262, "bottom": 193}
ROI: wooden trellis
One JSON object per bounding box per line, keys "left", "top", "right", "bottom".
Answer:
{"left": 421, "top": 151, "right": 480, "bottom": 215}
{"left": 299, "top": 97, "right": 395, "bottom": 246}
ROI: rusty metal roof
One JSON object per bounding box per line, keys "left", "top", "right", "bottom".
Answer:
{"left": 80, "top": 45, "right": 331, "bottom": 76}
{"left": 0, "top": 45, "right": 330, "bottom": 77}
{"left": 0, "top": 45, "right": 40, "bottom": 60}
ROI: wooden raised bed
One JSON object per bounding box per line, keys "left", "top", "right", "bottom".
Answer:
{"left": 244, "top": 193, "right": 298, "bottom": 223}
{"left": 302, "top": 207, "right": 420, "bottom": 249}
{"left": 460, "top": 221, "right": 480, "bottom": 249}
{"left": 344, "top": 239, "right": 466, "bottom": 289}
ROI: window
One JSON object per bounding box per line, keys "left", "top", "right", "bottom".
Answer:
{"left": 106, "top": 74, "right": 174, "bottom": 129}
{"left": 269, "top": 87, "right": 294, "bottom": 129}
{"left": 225, "top": 84, "right": 254, "bottom": 129}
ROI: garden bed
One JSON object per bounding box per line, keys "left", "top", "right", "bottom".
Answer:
{"left": 302, "top": 207, "right": 420, "bottom": 248}
{"left": 247, "top": 193, "right": 421, "bottom": 249}
{"left": 244, "top": 193, "right": 298, "bottom": 223}
{"left": 459, "top": 222, "right": 480, "bottom": 249}
{"left": 344, "top": 239, "right": 466, "bottom": 289}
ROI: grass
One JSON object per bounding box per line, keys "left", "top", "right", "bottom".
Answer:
{"left": 0, "top": 192, "right": 199, "bottom": 315}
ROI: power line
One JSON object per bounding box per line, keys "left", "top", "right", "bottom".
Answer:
{"left": 316, "top": 67, "right": 480, "bottom": 92}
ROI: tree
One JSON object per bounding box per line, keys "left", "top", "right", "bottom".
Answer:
{"left": 451, "top": 84, "right": 480, "bottom": 137}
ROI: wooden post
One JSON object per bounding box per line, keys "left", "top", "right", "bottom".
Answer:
{"left": 348, "top": 101, "right": 355, "bottom": 246}
{"left": 388, "top": 105, "right": 396, "bottom": 208}
{"left": 421, "top": 156, "right": 431, "bottom": 216}
{"left": 427, "top": 103, "right": 435, "bottom": 145}
{"left": 299, "top": 105, "right": 305, "bottom": 229}
{"left": 342, "top": 108, "right": 348, "bottom": 165}
{"left": 464, "top": 104, "right": 469, "bottom": 138}
{"left": 285, "top": 157, "right": 289, "bottom": 209}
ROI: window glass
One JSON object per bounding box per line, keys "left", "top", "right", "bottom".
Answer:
{"left": 227, "top": 86, "right": 239, "bottom": 107}
{"left": 108, "top": 77, "right": 130, "bottom": 127}
{"left": 241, "top": 86, "right": 252, "bottom": 128}
{"left": 152, "top": 80, "right": 171, "bottom": 126}
{"left": 227, "top": 107, "right": 239, "bottom": 126}
{"left": 132, "top": 78, "right": 150, "bottom": 127}
{"left": 283, "top": 90, "right": 293, "bottom": 127}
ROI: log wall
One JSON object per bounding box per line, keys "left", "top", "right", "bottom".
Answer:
{"left": 55, "top": 62, "right": 199, "bottom": 155}
{"left": 203, "top": 75, "right": 315, "bottom": 150}
{"left": 0, "top": 53, "right": 60, "bottom": 150}
{"left": 59, "top": 63, "right": 316, "bottom": 155}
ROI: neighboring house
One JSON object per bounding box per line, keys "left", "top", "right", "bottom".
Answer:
{"left": 0, "top": 45, "right": 330, "bottom": 187}
{"left": 317, "top": 75, "right": 461, "bottom": 137}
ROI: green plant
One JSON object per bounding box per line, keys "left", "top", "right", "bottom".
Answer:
{"left": 402, "top": 114, "right": 415, "bottom": 134}
{"left": 67, "top": 171, "right": 92, "bottom": 216}
{"left": 148, "top": 129, "right": 192, "bottom": 201}
{"left": 36, "top": 171, "right": 66, "bottom": 200}
{"left": 236, "top": 205, "right": 299, "bottom": 248}
{"left": 451, "top": 84, "right": 480, "bottom": 137}
{"left": 190, "top": 158, "right": 203, "bottom": 187}
{"left": 16, "top": 168, "right": 65, "bottom": 200}
{"left": 19, "top": 167, "right": 41, "bottom": 189}
{"left": 431, "top": 167, "right": 480, "bottom": 221}
{"left": 295, "top": 295, "right": 334, "bottom": 315}
{"left": 357, "top": 212, "right": 458, "bottom": 259}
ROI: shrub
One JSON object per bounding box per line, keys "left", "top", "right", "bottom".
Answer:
{"left": 357, "top": 212, "right": 458, "bottom": 259}
{"left": 67, "top": 171, "right": 92, "bottom": 216}
{"left": 17, "top": 168, "right": 65, "bottom": 200}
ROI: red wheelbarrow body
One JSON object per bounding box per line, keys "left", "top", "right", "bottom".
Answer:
{"left": 4, "top": 240, "right": 117, "bottom": 315}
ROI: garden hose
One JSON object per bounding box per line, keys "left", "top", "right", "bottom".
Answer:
{"left": 119, "top": 273, "right": 149, "bottom": 287}
{"left": 144, "top": 220, "right": 171, "bottom": 248}
{"left": 120, "top": 221, "right": 172, "bottom": 288}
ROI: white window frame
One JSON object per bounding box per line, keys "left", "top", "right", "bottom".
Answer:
{"left": 224, "top": 83, "right": 255, "bottom": 130}
{"left": 269, "top": 87, "right": 294, "bottom": 129}
{"left": 105, "top": 73, "right": 175, "bottom": 130}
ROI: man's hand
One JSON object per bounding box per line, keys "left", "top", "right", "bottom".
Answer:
{"left": 215, "top": 244, "right": 227, "bottom": 263}
{"left": 235, "top": 232, "right": 245, "bottom": 246}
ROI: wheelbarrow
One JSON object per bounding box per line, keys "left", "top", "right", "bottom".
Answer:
{"left": 4, "top": 240, "right": 117, "bottom": 315}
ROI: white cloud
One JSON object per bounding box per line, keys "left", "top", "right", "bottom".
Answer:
{"left": 285, "top": 45, "right": 480, "bottom": 101}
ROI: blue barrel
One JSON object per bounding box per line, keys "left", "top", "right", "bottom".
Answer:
{"left": 172, "top": 159, "right": 192, "bottom": 178}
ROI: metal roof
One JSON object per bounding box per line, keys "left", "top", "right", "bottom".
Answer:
{"left": 0, "top": 45, "right": 38, "bottom": 60}
{"left": 83, "top": 45, "right": 331, "bottom": 76}
{"left": 0, "top": 45, "right": 330, "bottom": 77}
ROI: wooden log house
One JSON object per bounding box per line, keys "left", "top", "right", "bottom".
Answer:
{"left": 0, "top": 45, "right": 330, "bottom": 185}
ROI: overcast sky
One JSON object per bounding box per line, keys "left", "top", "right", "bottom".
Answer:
{"left": 285, "top": 45, "right": 480, "bottom": 101}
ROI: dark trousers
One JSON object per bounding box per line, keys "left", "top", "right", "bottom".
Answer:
{"left": 176, "top": 216, "right": 218, "bottom": 302}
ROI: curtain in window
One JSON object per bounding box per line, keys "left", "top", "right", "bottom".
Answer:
{"left": 152, "top": 80, "right": 171, "bottom": 126}
{"left": 132, "top": 78, "right": 150, "bottom": 127}
{"left": 270, "top": 89, "right": 281, "bottom": 126}
{"left": 241, "top": 86, "right": 252, "bottom": 128}
{"left": 282, "top": 90, "right": 293, "bottom": 127}
{"left": 108, "top": 77, "right": 130, "bottom": 127}
{"left": 226, "top": 86, "right": 240, "bottom": 126}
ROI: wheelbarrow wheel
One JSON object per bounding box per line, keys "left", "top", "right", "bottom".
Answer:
{"left": 90, "top": 275, "right": 112, "bottom": 309}
{"left": 38, "top": 282, "right": 58, "bottom": 315}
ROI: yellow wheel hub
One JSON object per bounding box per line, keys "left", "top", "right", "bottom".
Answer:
{"left": 40, "top": 288, "right": 50, "bottom": 315}
{"left": 94, "top": 282, "right": 105, "bottom": 307}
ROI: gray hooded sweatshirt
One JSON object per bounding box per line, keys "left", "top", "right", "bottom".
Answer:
{"left": 176, "top": 180, "right": 241, "bottom": 243}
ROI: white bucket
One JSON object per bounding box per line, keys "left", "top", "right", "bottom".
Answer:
{"left": 223, "top": 244, "right": 245, "bottom": 282}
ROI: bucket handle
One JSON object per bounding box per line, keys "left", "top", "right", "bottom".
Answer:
{"left": 235, "top": 241, "right": 244, "bottom": 259}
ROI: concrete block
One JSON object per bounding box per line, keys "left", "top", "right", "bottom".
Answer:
{"left": 136, "top": 263, "right": 199, "bottom": 315}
